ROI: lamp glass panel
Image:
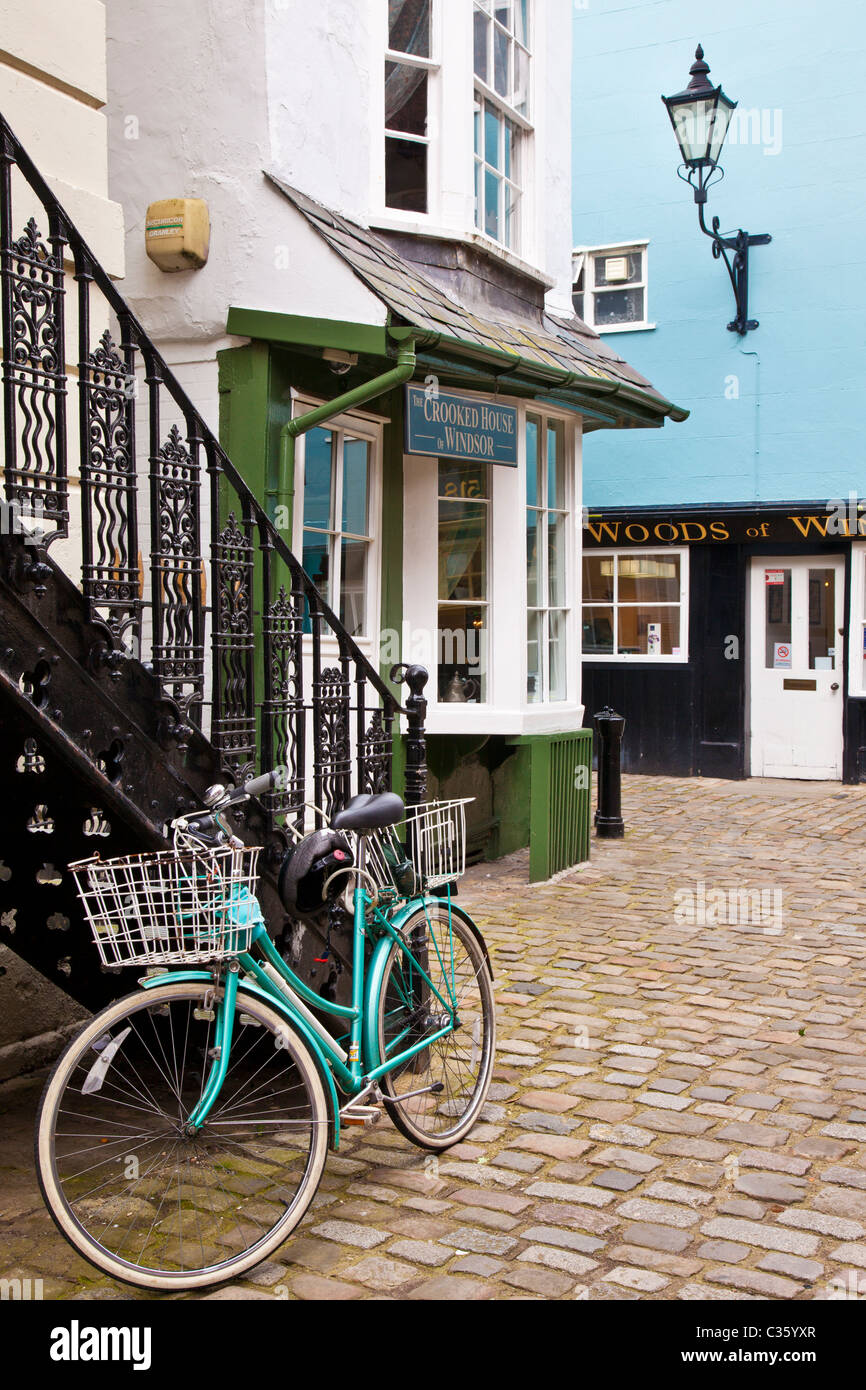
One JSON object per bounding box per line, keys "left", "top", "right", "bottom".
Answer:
{"left": 708, "top": 97, "right": 735, "bottom": 163}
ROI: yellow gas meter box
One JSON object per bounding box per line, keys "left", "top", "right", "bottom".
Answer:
{"left": 145, "top": 198, "right": 210, "bottom": 272}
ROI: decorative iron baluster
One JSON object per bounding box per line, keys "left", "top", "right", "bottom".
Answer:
{"left": 357, "top": 673, "right": 393, "bottom": 794}
{"left": 0, "top": 208, "right": 68, "bottom": 548}
{"left": 261, "top": 579, "right": 305, "bottom": 832}
{"left": 148, "top": 410, "right": 205, "bottom": 723}
{"left": 78, "top": 321, "right": 141, "bottom": 645}
{"left": 211, "top": 508, "right": 256, "bottom": 783}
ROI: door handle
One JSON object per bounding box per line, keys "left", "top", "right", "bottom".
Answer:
{"left": 831, "top": 682, "right": 840, "bottom": 691}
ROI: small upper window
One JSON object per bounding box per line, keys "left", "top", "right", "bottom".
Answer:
{"left": 385, "top": 0, "right": 436, "bottom": 214}
{"left": 572, "top": 242, "right": 651, "bottom": 332}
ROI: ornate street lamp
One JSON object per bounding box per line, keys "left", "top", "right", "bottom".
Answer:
{"left": 662, "top": 45, "right": 771, "bottom": 335}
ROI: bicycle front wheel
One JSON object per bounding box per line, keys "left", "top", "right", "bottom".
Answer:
{"left": 377, "top": 903, "right": 495, "bottom": 1150}
{"left": 36, "top": 980, "right": 329, "bottom": 1291}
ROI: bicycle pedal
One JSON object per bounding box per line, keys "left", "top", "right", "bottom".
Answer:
{"left": 340, "top": 1103, "right": 381, "bottom": 1127}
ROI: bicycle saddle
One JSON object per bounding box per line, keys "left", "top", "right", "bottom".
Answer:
{"left": 331, "top": 792, "right": 405, "bottom": 833}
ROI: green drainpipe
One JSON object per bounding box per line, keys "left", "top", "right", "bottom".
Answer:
{"left": 276, "top": 333, "right": 429, "bottom": 537}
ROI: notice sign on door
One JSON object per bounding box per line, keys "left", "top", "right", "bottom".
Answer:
{"left": 766, "top": 569, "right": 786, "bottom": 585}
{"left": 774, "top": 642, "right": 792, "bottom": 669}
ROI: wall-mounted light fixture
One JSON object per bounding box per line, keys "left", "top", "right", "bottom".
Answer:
{"left": 662, "top": 45, "right": 771, "bottom": 335}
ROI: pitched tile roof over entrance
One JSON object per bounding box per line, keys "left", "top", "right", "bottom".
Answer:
{"left": 267, "top": 175, "right": 688, "bottom": 426}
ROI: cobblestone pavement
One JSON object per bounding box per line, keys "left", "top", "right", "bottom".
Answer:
{"left": 3, "top": 774, "right": 866, "bottom": 1302}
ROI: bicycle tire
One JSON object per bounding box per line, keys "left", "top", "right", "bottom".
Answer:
{"left": 376, "top": 903, "right": 495, "bottom": 1150}
{"left": 36, "top": 979, "right": 329, "bottom": 1291}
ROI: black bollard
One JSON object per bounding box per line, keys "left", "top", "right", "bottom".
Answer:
{"left": 594, "top": 706, "right": 625, "bottom": 838}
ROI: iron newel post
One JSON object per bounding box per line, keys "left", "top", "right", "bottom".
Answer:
{"left": 392, "top": 663, "right": 428, "bottom": 808}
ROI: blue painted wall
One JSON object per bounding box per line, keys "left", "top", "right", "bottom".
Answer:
{"left": 572, "top": 0, "right": 866, "bottom": 506}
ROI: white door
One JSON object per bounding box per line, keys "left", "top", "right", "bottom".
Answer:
{"left": 749, "top": 556, "right": 844, "bottom": 779}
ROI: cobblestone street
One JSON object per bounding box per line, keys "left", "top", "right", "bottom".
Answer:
{"left": 3, "top": 774, "right": 866, "bottom": 1302}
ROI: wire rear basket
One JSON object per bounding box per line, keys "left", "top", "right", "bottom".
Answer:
{"left": 69, "top": 845, "right": 263, "bottom": 967}
{"left": 364, "top": 798, "right": 471, "bottom": 897}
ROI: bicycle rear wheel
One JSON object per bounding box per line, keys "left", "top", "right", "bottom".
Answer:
{"left": 36, "top": 980, "right": 329, "bottom": 1291}
{"left": 377, "top": 903, "right": 495, "bottom": 1150}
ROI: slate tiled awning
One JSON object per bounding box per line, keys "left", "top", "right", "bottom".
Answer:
{"left": 264, "top": 175, "right": 688, "bottom": 429}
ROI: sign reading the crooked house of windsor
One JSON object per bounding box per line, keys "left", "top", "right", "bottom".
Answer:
{"left": 404, "top": 386, "right": 518, "bottom": 466}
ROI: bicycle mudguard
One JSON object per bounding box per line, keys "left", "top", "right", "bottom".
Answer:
{"left": 139, "top": 970, "right": 341, "bottom": 1148}
{"left": 361, "top": 896, "right": 493, "bottom": 1073}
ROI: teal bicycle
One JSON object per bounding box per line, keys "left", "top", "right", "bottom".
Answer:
{"left": 35, "top": 770, "right": 496, "bottom": 1291}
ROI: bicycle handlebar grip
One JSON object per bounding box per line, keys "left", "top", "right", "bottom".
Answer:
{"left": 238, "top": 766, "right": 286, "bottom": 799}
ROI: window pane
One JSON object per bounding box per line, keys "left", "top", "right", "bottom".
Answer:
{"left": 302, "top": 532, "right": 330, "bottom": 606}
{"left": 340, "top": 538, "right": 367, "bottom": 636}
{"left": 514, "top": 0, "right": 529, "bottom": 47}
{"left": 549, "top": 609, "right": 567, "bottom": 701}
{"left": 594, "top": 252, "right": 642, "bottom": 287}
{"left": 547, "top": 421, "right": 564, "bottom": 508}
{"left": 526, "top": 510, "right": 538, "bottom": 607}
{"left": 548, "top": 512, "right": 565, "bottom": 607}
{"left": 764, "top": 568, "right": 791, "bottom": 668}
{"left": 582, "top": 555, "right": 614, "bottom": 603}
{"left": 474, "top": 158, "right": 481, "bottom": 229}
{"left": 504, "top": 184, "right": 519, "bottom": 250}
{"left": 583, "top": 606, "right": 613, "bottom": 654}
{"left": 474, "top": 103, "right": 482, "bottom": 157}
{"left": 809, "top": 568, "right": 835, "bottom": 670}
{"left": 439, "top": 500, "right": 487, "bottom": 601}
{"left": 618, "top": 605, "right": 680, "bottom": 656}
{"left": 525, "top": 416, "right": 539, "bottom": 505}
{"left": 593, "top": 287, "right": 644, "bottom": 326}
{"left": 303, "top": 428, "right": 333, "bottom": 530}
{"left": 494, "top": 25, "right": 509, "bottom": 96}
{"left": 385, "top": 136, "right": 428, "bottom": 212}
{"left": 484, "top": 106, "right": 501, "bottom": 167}
{"left": 504, "top": 119, "right": 515, "bottom": 178}
{"left": 385, "top": 62, "right": 428, "bottom": 135}
{"left": 388, "top": 0, "right": 430, "bottom": 57}
{"left": 484, "top": 168, "right": 500, "bottom": 239}
{"left": 527, "top": 610, "right": 542, "bottom": 702}
{"left": 572, "top": 291, "right": 585, "bottom": 320}
{"left": 514, "top": 43, "right": 529, "bottom": 115}
{"left": 342, "top": 438, "right": 369, "bottom": 536}
{"left": 439, "top": 459, "right": 488, "bottom": 498}
{"left": 473, "top": 9, "right": 490, "bottom": 82}
{"left": 495, "top": 1, "right": 511, "bottom": 28}
{"left": 439, "top": 604, "right": 487, "bottom": 702}
{"left": 618, "top": 554, "right": 679, "bottom": 603}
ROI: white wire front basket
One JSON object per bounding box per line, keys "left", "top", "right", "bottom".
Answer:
{"left": 364, "top": 798, "right": 471, "bottom": 897}
{"left": 69, "top": 844, "right": 263, "bottom": 967}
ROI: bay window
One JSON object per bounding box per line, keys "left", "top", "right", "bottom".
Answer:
{"left": 526, "top": 414, "right": 569, "bottom": 702}
{"left": 385, "top": 0, "right": 436, "bottom": 213}
{"left": 301, "top": 425, "right": 375, "bottom": 639}
{"left": 473, "top": 0, "right": 531, "bottom": 252}
{"left": 438, "top": 459, "right": 489, "bottom": 702}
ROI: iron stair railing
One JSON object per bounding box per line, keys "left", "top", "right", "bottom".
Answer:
{"left": 0, "top": 111, "right": 426, "bottom": 846}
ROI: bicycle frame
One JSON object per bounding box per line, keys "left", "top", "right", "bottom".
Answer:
{"left": 141, "top": 876, "right": 462, "bottom": 1140}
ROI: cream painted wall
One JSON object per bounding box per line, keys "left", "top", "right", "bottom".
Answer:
{"left": 0, "top": 0, "right": 125, "bottom": 274}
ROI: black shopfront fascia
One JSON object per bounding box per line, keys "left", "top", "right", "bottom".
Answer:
{"left": 580, "top": 502, "right": 866, "bottom": 783}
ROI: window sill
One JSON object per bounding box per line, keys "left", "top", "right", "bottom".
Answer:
{"left": 418, "top": 703, "right": 585, "bottom": 736}
{"left": 596, "top": 322, "right": 657, "bottom": 335}
{"left": 582, "top": 654, "right": 688, "bottom": 665}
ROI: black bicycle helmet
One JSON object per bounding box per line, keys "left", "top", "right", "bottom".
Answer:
{"left": 277, "top": 831, "right": 354, "bottom": 919}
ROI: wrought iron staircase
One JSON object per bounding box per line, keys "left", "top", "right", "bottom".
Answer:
{"left": 0, "top": 112, "right": 426, "bottom": 1011}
